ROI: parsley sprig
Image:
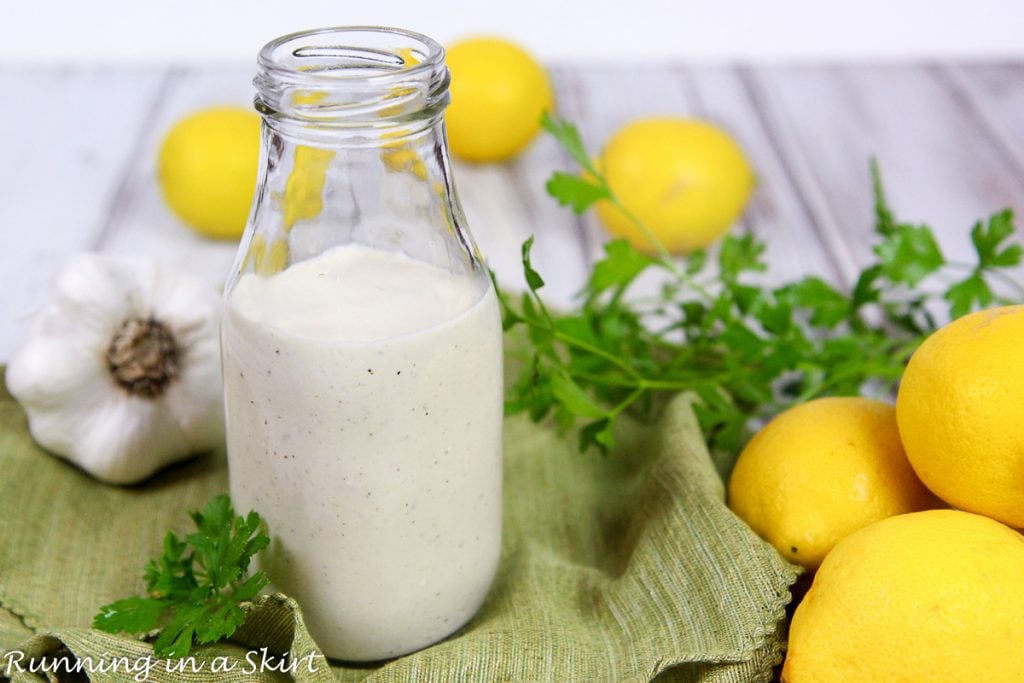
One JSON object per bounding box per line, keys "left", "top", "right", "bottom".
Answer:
{"left": 93, "top": 494, "right": 270, "bottom": 658}
{"left": 498, "top": 114, "right": 1023, "bottom": 470}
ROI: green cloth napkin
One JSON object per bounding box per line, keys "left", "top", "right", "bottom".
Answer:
{"left": 0, "top": 369, "right": 798, "bottom": 682}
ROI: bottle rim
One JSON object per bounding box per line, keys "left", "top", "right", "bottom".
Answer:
{"left": 254, "top": 26, "right": 449, "bottom": 127}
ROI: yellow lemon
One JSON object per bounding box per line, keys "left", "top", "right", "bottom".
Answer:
{"left": 727, "top": 397, "right": 935, "bottom": 570}
{"left": 596, "top": 118, "right": 754, "bottom": 253}
{"left": 445, "top": 37, "right": 554, "bottom": 162}
{"left": 896, "top": 305, "right": 1024, "bottom": 527}
{"left": 157, "top": 107, "right": 261, "bottom": 240}
{"left": 783, "top": 509, "right": 1024, "bottom": 682}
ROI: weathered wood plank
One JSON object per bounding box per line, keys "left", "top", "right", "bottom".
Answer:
{"left": 747, "top": 64, "right": 1024, "bottom": 283}
{"left": 682, "top": 65, "right": 843, "bottom": 284}
{"left": 939, "top": 63, "right": 1024, "bottom": 186}
{"left": 932, "top": 63, "right": 1024, "bottom": 286}
{"left": 0, "top": 67, "right": 167, "bottom": 360}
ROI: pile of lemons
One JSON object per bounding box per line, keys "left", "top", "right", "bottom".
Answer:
{"left": 728, "top": 305, "right": 1024, "bottom": 682}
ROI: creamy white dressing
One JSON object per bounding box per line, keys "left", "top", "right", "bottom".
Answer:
{"left": 221, "top": 244, "right": 503, "bottom": 661}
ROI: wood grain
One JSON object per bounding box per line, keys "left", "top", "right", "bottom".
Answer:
{"left": 0, "top": 67, "right": 166, "bottom": 360}
{"left": 684, "top": 66, "right": 843, "bottom": 284}
{"left": 748, "top": 64, "right": 1024, "bottom": 279}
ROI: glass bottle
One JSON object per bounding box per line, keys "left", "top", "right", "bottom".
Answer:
{"left": 220, "top": 27, "right": 503, "bottom": 662}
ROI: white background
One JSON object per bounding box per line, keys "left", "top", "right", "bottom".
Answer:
{"left": 1, "top": 0, "right": 1021, "bottom": 65}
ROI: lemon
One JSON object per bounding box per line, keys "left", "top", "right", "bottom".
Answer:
{"left": 445, "top": 37, "right": 554, "bottom": 162}
{"left": 727, "top": 397, "right": 935, "bottom": 570}
{"left": 783, "top": 509, "right": 1024, "bottom": 682}
{"left": 157, "top": 107, "right": 261, "bottom": 240}
{"left": 896, "top": 305, "right": 1024, "bottom": 527}
{"left": 596, "top": 118, "right": 754, "bottom": 254}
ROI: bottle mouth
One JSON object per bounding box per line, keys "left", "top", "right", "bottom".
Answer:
{"left": 255, "top": 26, "right": 449, "bottom": 128}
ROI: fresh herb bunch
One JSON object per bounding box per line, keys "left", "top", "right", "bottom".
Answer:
{"left": 496, "top": 114, "right": 1024, "bottom": 464}
{"left": 93, "top": 494, "right": 270, "bottom": 658}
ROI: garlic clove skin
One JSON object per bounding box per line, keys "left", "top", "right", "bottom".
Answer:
{"left": 8, "top": 344, "right": 113, "bottom": 460}
{"left": 161, "top": 334, "right": 224, "bottom": 453}
{"left": 7, "top": 252, "right": 224, "bottom": 485}
{"left": 34, "top": 389, "right": 188, "bottom": 485}
{"left": 51, "top": 251, "right": 135, "bottom": 338}
{"left": 5, "top": 323, "right": 108, "bottom": 409}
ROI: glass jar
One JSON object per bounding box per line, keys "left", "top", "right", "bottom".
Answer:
{"left": 221, "top": 27, "right": 503, "bottom": 662}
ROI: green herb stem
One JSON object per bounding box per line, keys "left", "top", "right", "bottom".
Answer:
{"left": 553, "top": 330, "right": 646, "bottom": 381}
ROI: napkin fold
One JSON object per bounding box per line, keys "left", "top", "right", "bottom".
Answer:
{"left": 0, "top": 369, "right": 797, "bottom": 682}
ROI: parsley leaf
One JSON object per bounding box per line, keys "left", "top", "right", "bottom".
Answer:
{"left": 945, "top": 273, "right": 994, "bottom": 319}
{"left": 551, "top": 370, "right": 609, "bottom": 420}
{"left": 546, "top": 172, "right": 611, "bottom": 213}
{"left": 972, "top": 209, "right": 1021, "bottom": 268}
{"left": 780, "top": 278, "right": 850, "bottom": 328}
{"left": 718, "top": 233, "right": 767, "bottom": 282}
{"left": 93, "top": 597, "right": 167, "bottom": 634}
{"left": 521, "top": 236, "right": 546, "bottom": 291}
{"left": 93, "top": 494, "right": 270, "bottom": 658}
{"left": 587, "top": 239, "right": 655, "bottom": 296}
{"left": 874, "top": 224, "right": 945, "bottom": 286}
{"left": 870, "top": 158, "right": 897, "bottom": 236}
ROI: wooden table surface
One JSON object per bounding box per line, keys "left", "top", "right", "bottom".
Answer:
{"left": 2, "top": 63, "right": 1023, "bottom": 361}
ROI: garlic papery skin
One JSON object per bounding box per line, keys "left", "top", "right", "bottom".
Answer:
{"left": 6, "top": 253, "right": 224, "bottom": 485}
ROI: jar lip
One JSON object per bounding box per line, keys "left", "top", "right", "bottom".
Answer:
{"left": 255, "top": 25, "right": 450, "bottom": 128}
{"left": 257, "top": 25, "right": 445, "bottom": 85}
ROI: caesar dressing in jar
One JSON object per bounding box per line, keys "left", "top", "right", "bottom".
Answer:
{"left": 221, "top": 27, "right": 503, "bottom": 661}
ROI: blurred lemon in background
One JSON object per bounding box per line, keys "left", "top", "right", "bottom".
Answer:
{"left": 596, "top": 118, "right": 754, "bottom": 253}
{"left": 896, "top": 304, "right": 1024, "bottom": 528}
{"left": 445, "top": 37, "right": 554, "bottom": 162}
{"left": 727, "top": 396, "right": 936, "bottom": 570}
{"left": 158, "top": 107, "right": 261, "bottom": 240}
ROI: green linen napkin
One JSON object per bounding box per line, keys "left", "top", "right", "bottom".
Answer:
{"left": 0, "top": 369, "right": 797, "bottom": 682}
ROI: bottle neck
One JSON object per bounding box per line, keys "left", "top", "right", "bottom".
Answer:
{"left": 257, "top": 104, "right": 446, "bottom": 151}
{"left": 253, "top": 114, "right": 460, "bottom": 236}
{"left": 253, "top": 26, "right": 450, "bottom": 145}
{"left": 237, "top": 27, "right": 480, "bottom": 285}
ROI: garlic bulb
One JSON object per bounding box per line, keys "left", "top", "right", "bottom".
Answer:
{"left": 7, "top": 253, "right": 224, "bottom": 485}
